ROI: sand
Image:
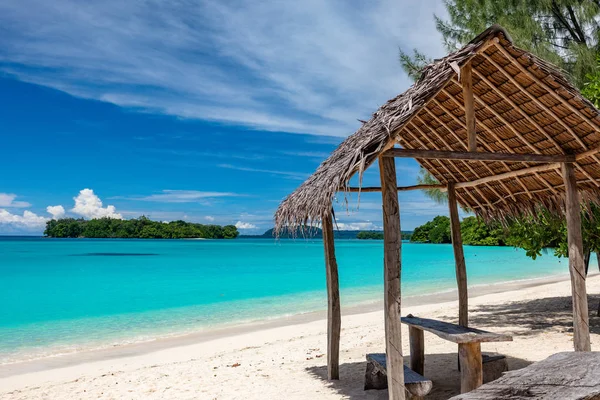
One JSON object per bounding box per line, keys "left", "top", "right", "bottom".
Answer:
{"left": 1, "top": 273, "right": 599, "bottom": 400}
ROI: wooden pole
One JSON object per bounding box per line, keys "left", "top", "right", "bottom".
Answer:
{"left": 448, "top": 182, "right": 468, "bottom": 327}
{"left": 379, "top": 156, "right": 405, "bottom": 400}
{"left": 322, "top": 212, "right": 341, "bottom": 378}
{"left": 461, "top": 62, "right": 477, "bottom": 152}
{"left": 562, "top": 162, "right": 591, "bottom": 351}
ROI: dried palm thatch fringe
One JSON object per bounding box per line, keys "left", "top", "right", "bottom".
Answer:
{"left": 274, "top": 25, "right": 600, "bottom": 236}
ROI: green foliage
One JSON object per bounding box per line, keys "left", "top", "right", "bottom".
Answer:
{"left": 44, "top": 217, "right": 239, "bottom": 239}
{"left": 460, "top": 216, "right": 505, "bottom": 246}
{"left": 417, "top": 167, "right": 448, "bottom": 205}
{"left": 400, "top": 0, "right": 600, "bottom": 89}
{"left": 356, "top": 231, "right": 384, "bottom": 240}
{"left": 411, "top": 216, "right": 452, "bottom": 243}
{"left": 582, "top": 55, "right": 600, "bottom": 107}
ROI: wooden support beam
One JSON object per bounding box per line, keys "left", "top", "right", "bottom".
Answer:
{"left": 454, "top": 162, "right": 562, "bottom": 190}
{"left": 382, "top": 148, "right": 571, "bottom": 163}
{"left": 341, "top": 184, "right": 445, "bottom": 193}
{"left": 409, "top": 326, "right": 425, "bottom": 376}
{"left": 461, "top": 62, "right": 477, "bottom": 152}
{"left": 448, "top": 182, "right": 468, "bottom": 327}
{"left": 322, "top": 212, "right": 341, "bottom": 378}
{"left": 562, "top": 162, "right": 591, "bottom": 352}
{"left": 379, "top": 156, "right": 405, "bottom": 400}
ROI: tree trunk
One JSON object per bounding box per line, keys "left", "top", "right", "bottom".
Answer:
{"left": 585, "top": 250, "right": 591, "bottom": 276}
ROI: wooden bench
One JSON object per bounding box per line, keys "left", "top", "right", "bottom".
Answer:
{"left": 401, "top": 315, "right": 512, "bottom": 394}
{"left": 365, "top": 353, "right": 433, "bottom": 399}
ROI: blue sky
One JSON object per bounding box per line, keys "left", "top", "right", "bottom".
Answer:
{"left": 0, "top": 0, "right": 455, "bottom": 235}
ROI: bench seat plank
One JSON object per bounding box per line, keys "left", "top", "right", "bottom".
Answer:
{"left": 366, "top": 353, "right": 433, "bottom": 396}
{"left": 401, "top": 315, "right": 513, "bottom": 344}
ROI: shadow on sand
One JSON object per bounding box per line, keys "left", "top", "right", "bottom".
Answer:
{"left": 437, "top": 295, "right": 600, "bottom": 336}
{"left": 306, "top": 294, "right": 600, "bottom": 399}
{"left": 306, "top": 352, "right": 530, "bottom": 400}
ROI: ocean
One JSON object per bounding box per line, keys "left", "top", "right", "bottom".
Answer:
{"left": 0, "top": 236, "right": 575, "bottom": 364}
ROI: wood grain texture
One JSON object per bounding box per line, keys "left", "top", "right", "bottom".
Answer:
{"left": 401, "top": 316, "right": 513, "bottom": 344}
{"left": 459, "top": 342, "right": 483, "bottom": 393}
{"left": 562, "top": 162, "right": 591, "bottom": 352}
{"left": 366, "top": 353, "right": 433, "bottom": 397}
{"left": 448, "top": 182, "right": 468, "bottom": 327}
{"left": 322, "top": 213, "right": 341, "bottom": 379}
{"left": 449, "top": 352, "right": 600, "bottom": 399}
{"left": 379, "top": 156, "right": 405, "bottom": 400}
{"left": 409, "top": 326, "right": 425, "bottom": 376}
{"left": 461, "top": 62, "right": 477, "bottom": 152}
{"left": 382, "top": 148, "right": 572, "bottom": 163}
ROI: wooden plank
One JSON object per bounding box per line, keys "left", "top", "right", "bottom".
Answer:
{"left": 562, "top": 162, "right": 591, "bottom": 352}
{"left": 341, "top": 184, "right": 445, "bottom": 193}
{"left": 379, "top": 156, "right": 405, "bottom": 400}
{"left": 454, "top": 162, "right": 562, "bottom": 190}
{"left": 448, "top": 182, "right": 469, "bottom": 327}
{"left": 461, "top": 62, "right": 477, "bottom": 152}
{"left": 409, "top": 326, "right": 425, "bottom": 376}
{"left": 459, "top": 342, "right": 483, "bottom": 393}
{"left": 366, "top": 353, "right": 433, "bottom": 397}
{"left": 449, "top": 352, "right": 600, "bottom": 399}
{"left": 381, "top": 148, "right": 570, "bottom": 163}
{"left": 401, "top": 316, "right": 513, "bottom": 344}
{"left": 321, "top": 213, "right": 341, "bottom": 378}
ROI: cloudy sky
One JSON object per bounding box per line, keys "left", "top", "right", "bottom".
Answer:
{"left": 0, "top": 0, "right": 452, "bottom": 234}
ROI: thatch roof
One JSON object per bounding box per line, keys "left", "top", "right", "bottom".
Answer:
{"left": 274, "top": 25, "right": 600, "bottom": 233}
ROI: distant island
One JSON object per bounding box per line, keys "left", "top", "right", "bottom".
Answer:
{"left": 44, "top": 217, "right": 239, "bottom": 239}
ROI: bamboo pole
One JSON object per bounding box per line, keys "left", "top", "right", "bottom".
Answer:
{"left": 448, "top": 181, "right": 468, "bottom": 327}
{"left": 382, "top": 148, "right": 571, "bottom": 163}
{"left": 379, "top": 156, "right": 405, "bottom": 400}
{"left": 322, "top": 212, "right": 341, "bottom": 378}
{"left": 562, "top": 162, "right": 591, "bottom": 351}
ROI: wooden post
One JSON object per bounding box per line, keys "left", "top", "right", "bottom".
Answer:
{"left": 458, "top": 342, "right": 483, "bottom": 393}
{"left": 461, "top": 62, "right": 477, "bottom": 152}
{"left": 379, "top": 156, "right": 405, "bottom": 400}
{"left": 409, "top": 326, "right": 424, "bottom": 375}
{"left": 562, "top": 162, "right": 591, "bottom": 351}
{"left": 448, "top": 182, "right": 468, "bottom": 327}
{"left": 322, "top": 212, "right": 341, "bottom": 379}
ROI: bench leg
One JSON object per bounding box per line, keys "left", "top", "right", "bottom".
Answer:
{"left": 458, "top": 342, "right": 483, "bottom": 393}
{"left": 409, "top": 326, "right": 424, "bottom": 375}
{"left": 364, "top": 361, "right": 387, "bottom": 390}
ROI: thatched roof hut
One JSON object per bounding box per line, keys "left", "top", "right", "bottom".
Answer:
{"left": 275, "top": 25, "right": 600, "bottom": 232}
{"left": 274, "top": 25, "right": 599, "bottom": 399}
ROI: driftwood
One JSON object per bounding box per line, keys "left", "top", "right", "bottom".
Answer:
{"left": 365, "top": 353, "right": 433, "bottom": 400}
{"left": 449, "top": 352, "right": 600, "bottom": 399}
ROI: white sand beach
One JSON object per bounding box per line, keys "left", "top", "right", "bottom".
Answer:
{"left": 1, "top": 274, "right": 599, "bottom": 400}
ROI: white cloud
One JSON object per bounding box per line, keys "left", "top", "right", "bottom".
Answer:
{"left": 0, "top": 193, "right": 31, "bottom": 208}
{"left": 71, "top": 189, "right": 123, "bottom": 219}
{"left": 118, "top": 190, "right": 240, "bottom": 203}
{"left": 218, "top": 164, "right": 308, "bottom": 180}
{"left": 0, "top": 0, "right": 447, "bottom": 136}
{"left": 0, "top": 209, "right": 47, "bottom": 229}
{"left": 235, "top": 221, "right": 257, "bottom": 229}
{"left": 205, "top": 216, "right": 215, "bottom": 222}
{"left": 46, "top": 205, "right": 65, "bottom": 219}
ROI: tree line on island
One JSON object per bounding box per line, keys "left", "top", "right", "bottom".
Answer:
{"left": 44, "top": 217, "right": 239, "bottom": 239}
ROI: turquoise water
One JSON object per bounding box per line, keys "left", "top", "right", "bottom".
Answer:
{"left": 0, "top": 237, "right": 572, "bottom": 364}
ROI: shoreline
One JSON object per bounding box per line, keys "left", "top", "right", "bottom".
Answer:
{"left": 0, "top": 271, "right": 585, "bottom": 382}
